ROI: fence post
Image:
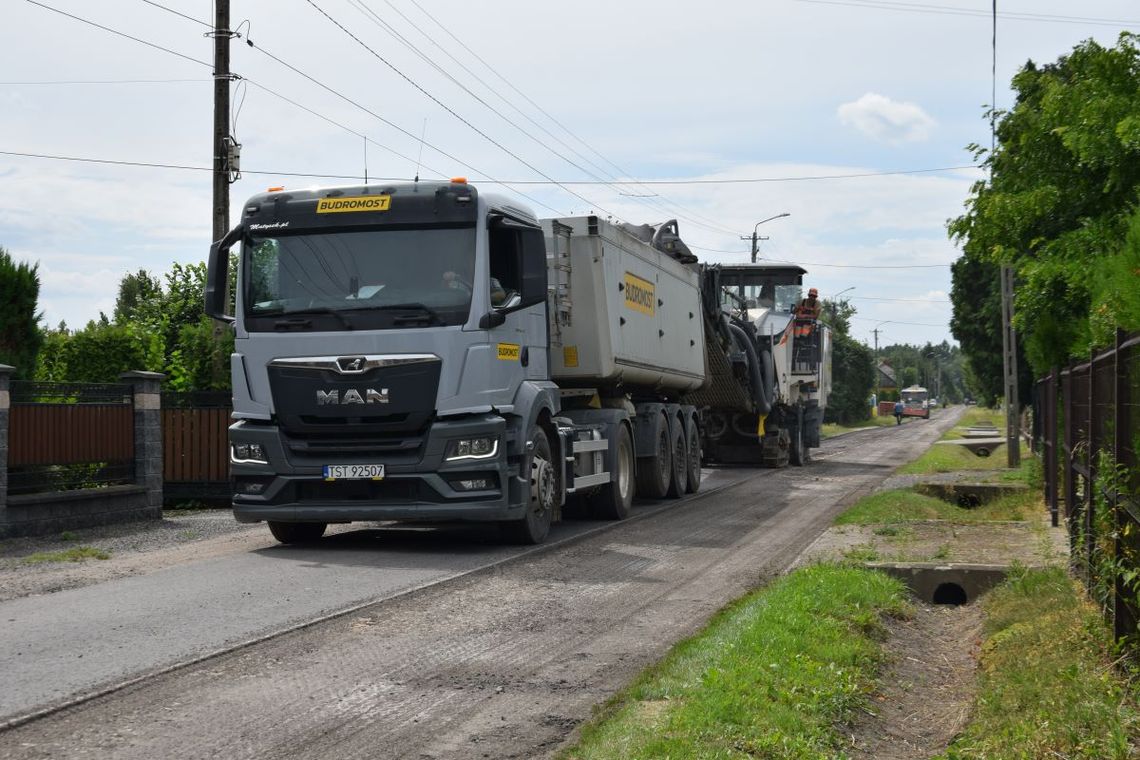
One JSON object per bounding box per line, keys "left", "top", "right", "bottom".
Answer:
{"left": 1047, "top": 368, "right": 1059, "bottom": 527}
{"left": 0, "top": 365, "right": 12, "bottom": 536}
{"left": 121, "top": 371, "right": 166, "bottom": 517}
{"left": 1114, "top": 329, "right": 1130, "bottom": 641}
{"left": 1063, "top": 363, "right": 1076, "bottom": 555}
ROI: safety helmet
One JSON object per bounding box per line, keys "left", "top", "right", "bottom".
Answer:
{"left": 808, "top": 287, "right": 818, "bottom": 297}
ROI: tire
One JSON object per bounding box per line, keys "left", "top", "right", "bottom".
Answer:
{"left": 789, "top": 414, "right": 811, "bottom": 467}
{"left": 635, "top": 415, "right": 672, "bottom": 499}
{"left": 501, "top": 427, "right": 556, "bottom": 544}
{"left": 684, "top": 414, "right": 701, "bottom": 494}
{"left": 666, "top": 417, "right": 688, "bottom": 498}
{"left": 267, "top": 521, "right": 327, "bottom": 544}
{"left": 588, "top": 424, "right": 634, "bottom": 520}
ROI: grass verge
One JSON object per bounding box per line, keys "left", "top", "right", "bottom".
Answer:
{"left": 835, "top": 488, "right": 1035, "bottom": 525}
{"left": 897, "top": 439, "right": 1031, "bottom": 475}
{"left": 822, "top": 415, "right": 897, "bottom": 438}
{"left": 560, "top": 564, "right": 910, "bottom": 760}
{"left": 22, "top": 546, "right": 111, "bottom": 564}
{"left": 937, "top": 566, "right": 1140, "bottom": 759}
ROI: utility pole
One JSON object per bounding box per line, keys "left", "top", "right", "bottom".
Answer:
{"left": 212, "top": 0, "right": 231, "bottom": 246}
{"left": 750, "top": 234, "right": 768, "bottom": 263}
{"left": 873, "top": 327, "right": 881, "bottom": 401}
{"left": 1000, "top": 265, "right": 1021, "bottom": 467}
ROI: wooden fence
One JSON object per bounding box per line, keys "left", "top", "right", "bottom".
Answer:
{"left": 8, "top": 382, "right": 135, "bottom": 495}
{"left": 1036, "top": 328, "right": 1140, "bottom": 645}
{"left": 162, "top": 392, "right": 232, "bottom": 503}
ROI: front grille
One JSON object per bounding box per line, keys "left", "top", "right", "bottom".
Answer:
{"left": 282, "top": 427, "right": 427, "bottom": 461}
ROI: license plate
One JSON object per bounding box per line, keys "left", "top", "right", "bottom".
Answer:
{"left": 323, "top": 464, "right": 385, "bottom": 481}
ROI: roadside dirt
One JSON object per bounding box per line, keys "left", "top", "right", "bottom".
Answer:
{"left": 0, "top": 512, "right": 360, "bottom": 603}
{"left": 844, "top": 601, "right": 984, "bottom": 759}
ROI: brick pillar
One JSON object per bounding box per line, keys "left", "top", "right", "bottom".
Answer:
{"left": 121, "top": 371, "right": 165, "bottom": 517}
{"left": 0, "top": 365, "right": 12, "bottom": 537}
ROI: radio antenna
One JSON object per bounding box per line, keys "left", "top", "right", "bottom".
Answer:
{"left": 414, "top": 118, "right": 427, "bottom": 183}
{"left": 363, "top": 135, "right": 368, "bottom": 185}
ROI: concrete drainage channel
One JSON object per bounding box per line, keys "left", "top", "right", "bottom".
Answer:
{"left": 868, "top": 562, "right": 1011, "bottom": 605}
{"left": 868, "top": 479, "right": 1034, "bottom": 605}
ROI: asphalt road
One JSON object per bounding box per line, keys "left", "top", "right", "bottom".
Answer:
{"left": 0, "top": 409, "right": 962, "bottom": 758}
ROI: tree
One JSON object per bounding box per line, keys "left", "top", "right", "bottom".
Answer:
{"left": 113, "top": 269, "right": 164, "bottom": 324}
{"left": 0, "top": 246, "right": 43, "bottom": 379}
{"left": 821, "top": 298, "right": 875, "bottom": 424}
{"left": 948, "top": 33, "right": 1140, "bottom": 385}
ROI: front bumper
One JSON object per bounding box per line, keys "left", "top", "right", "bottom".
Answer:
{"left": 230, "top": 414, "right": 526, "bottom": 524}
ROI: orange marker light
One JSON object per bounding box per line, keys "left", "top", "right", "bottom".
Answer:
{"left": 450, "top": 177, "right": 467, "bottom": 184}
{"left": 267, "top": 186, "right": 285, "bottom": 192}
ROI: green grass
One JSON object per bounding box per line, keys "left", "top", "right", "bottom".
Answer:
{"left": 22, "top": 546, "right": 111, "bottom": 564}
{"left": 937, "top": 566, "right": 1140, "bottom": 759}
{"left": 822, "top": 415, "right": 897, "bottom": 438}
{"left": 897, "top": 440, "right": 1031, "bottom": 475}
{"left": 834, "top": 488, "right": 1033, "bottom": 525}
{"left": 941, "top": 406, "right": 1006, "bottom": 440}
{"left": 561, "top": 564, "right": 910, "bottom": 760}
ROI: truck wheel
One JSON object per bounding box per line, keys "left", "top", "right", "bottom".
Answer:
{"left": 684, "top": 414, "right": 701, "bottom": 493}
{"left": 635, "top": 415, "right": 671, "bottom": 500}
{"left": 789, "top": 418, "right": 811, "bottom": 467}
{"left": 501, "top": 427, "right": 555, "bottom": 544}
{"left": 588, "top": 424, "right": 634, "bottom": 520}
{"left": 666, "top": 418, "right": 688, "bottom": 498}
{"left": 267, "top": 521, "right": 327, "bottom": 544}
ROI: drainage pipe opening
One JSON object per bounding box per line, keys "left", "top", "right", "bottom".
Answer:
{"left": 933, "top": 582, "right": 969, "bottom": 606}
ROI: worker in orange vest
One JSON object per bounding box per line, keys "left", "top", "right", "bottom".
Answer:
{"left": 794, "top": 288, "right": 821, "bottom": 337}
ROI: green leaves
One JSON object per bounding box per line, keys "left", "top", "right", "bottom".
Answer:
{"left": 950, "top": 32, "right": 1140, "bottom": 381}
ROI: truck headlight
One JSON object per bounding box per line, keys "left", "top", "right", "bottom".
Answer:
{"left": 445, "top": 437, "right": 499, "bottom": 461}
{"left": 231, "top": 442, "right": 267, "bottom": 464}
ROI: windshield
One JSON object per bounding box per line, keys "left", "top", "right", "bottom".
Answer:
{"left": 719, "top": 276, "right": 801, "bottom": 315}
{"left": 243, "top": 226, "right": 476, "bottom": 331}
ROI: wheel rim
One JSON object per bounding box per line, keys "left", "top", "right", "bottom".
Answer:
{"left": 656, "top": 430, "right": 670, "bottom": 482}
{"left": 688, "top": 427, "right": 700, "bottom": 477}
{"left": 617, "top": 433, "right": 633, "bottom": 501}
{"left": 531, "top": 454, "right": 555, "bottom": 514}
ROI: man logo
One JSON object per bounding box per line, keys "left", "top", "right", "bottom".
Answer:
{"left": 316, "top": 388, "right": 390, "bottom": 405}
{"left": 336, "top": 356, "right": 366, "bottom": 373}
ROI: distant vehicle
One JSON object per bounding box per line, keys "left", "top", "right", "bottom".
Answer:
{"left": 900, "top": 385, "right": 930, "bottom": 419}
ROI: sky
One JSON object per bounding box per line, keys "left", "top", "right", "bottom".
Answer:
{"left": 3, "top": 0, "right": 1140, "bottom": 351}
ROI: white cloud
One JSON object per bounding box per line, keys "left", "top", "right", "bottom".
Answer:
{"left": 838, "top": 93, "right": 936, "bottom": 144}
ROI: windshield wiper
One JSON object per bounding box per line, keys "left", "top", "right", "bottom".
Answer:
{"left": 373, "top": 302, "right": 444, "bottom": 325}
{"left": 273, "top": 307, "right": 355, "bottom": 331}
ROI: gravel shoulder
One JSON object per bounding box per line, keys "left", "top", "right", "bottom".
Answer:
{"left": 0, "top": 511, "right": 365, "bottom": 603}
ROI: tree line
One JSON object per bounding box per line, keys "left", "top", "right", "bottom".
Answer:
{"left": 949, "top": 32, "right": 1140, "bottom": 403}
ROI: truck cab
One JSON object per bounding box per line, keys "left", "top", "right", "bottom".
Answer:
{"left": 206, "top": 180, "right": 562, "bottom": 544}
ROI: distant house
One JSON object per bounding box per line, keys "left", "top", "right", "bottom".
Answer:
{"left": 877, "top": 360, "right": 897, "bottom": 393}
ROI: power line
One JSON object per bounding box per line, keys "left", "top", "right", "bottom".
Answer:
{"left": 139, "top": 0, "right": 213, "bottom": 30}
{"left": 793, "top": 0, "right": 1140, "bottom": 27}
{"left": 302, "top": 0, "right": 622, "bottom": 220}
{"left": 24, "top": 0, "right": 212, "bottom": 69}
{"left": 243, "top": 40, "right": 561, "bottom": 215}
{"left": 850, "top": 315, "right": 948, "bottom": 327}
{"left": 497, "top": 165, "right": 979, "bottom": 185}
{"left": 0, "top": 148, "right": 382, "bottom": 179}
{"left": 0, "top": 78, "right": 207, "bottom": 85}
{"left": 360, "top": 0, "right": 740, "bottom": 237}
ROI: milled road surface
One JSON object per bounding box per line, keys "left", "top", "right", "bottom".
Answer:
{"left": 0, "top": 410, "right": 961, "bottom": 759}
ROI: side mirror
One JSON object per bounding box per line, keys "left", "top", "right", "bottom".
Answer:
{"left": 205, "top": 225, "right": 242, "bottom": 323}
{"left": 479, "top": 310, "right": 507, "bottom": 329}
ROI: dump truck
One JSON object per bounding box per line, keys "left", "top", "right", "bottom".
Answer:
{"left": 205, "top": 180, "right": 829, "bottom": 545}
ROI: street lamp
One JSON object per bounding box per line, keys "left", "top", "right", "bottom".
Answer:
{"left": 830, "top": 286, "right": 855, "bottom": 300}
{"left": 740, "top": 212, "right": 790, "bottom": 263}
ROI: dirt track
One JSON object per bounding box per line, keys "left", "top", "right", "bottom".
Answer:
{"left": 0, "top": 411, "right": 961, "bottom": 759}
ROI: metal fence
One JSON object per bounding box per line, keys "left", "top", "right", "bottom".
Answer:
{"left": 1036, "top": 328, "right": 1140, "bottom": 644}
{"left": 162, "top": 391, "right": 232, "bottom": 503}
{"left": 8, "top": 381, "right": 136, "bottom": 495}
